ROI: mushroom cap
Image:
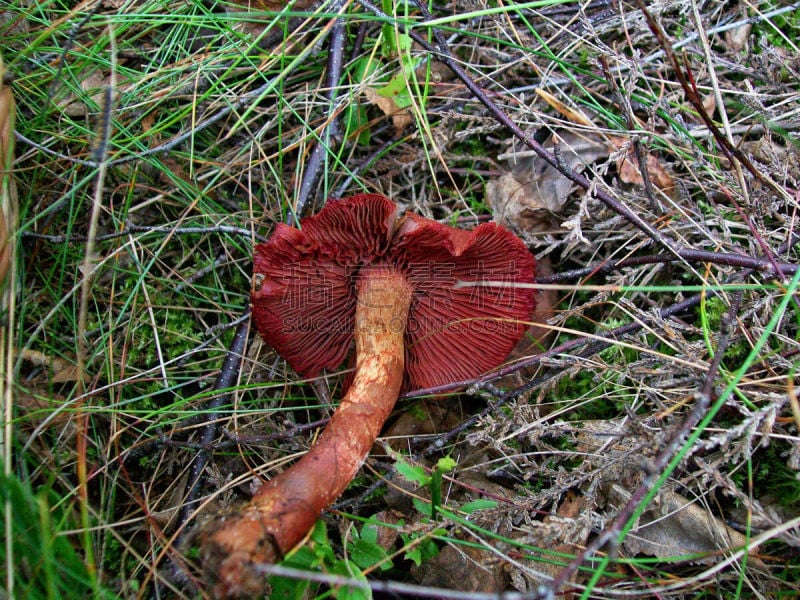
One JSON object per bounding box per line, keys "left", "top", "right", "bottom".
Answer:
{"left": 252, "top": 194, "right": 536, "bottom": 390}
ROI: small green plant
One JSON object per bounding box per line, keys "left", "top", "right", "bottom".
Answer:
{"left": 270, "top": 520, "right": 372, "bottom": 600}
{"left": 393, "top": 452, "right": 456, "bottom": 520}
{"left": 398, "top": 529, "right": 441, "bottom": 568}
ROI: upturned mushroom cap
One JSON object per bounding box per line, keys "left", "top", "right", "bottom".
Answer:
{"left": 252, "top": 194, "right": 536, "bottom": 389}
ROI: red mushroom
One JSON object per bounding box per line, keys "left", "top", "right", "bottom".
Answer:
{"left": 201, "top": 194, "right": 536, "bottom": 597}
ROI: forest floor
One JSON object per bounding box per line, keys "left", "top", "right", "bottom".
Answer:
{"left": 3, "top": 0, "right": 800, "bottom": 598}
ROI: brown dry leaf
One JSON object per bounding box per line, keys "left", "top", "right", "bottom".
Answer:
{"left": 618, "top": 487, "right": 756, "bottom": 564}
{"left": 702, "top": 93, "right": 717, "bottom": 119}
{"left": 21, "top": 348, "right": 87, "bottom": 384}
{"left": 58, "top": 71, "right": 108, "bottom": 117}
{"left": 610, "top": 137, "right": 675, "bottom": 194}
{"left": 725, "top": 22, "right": 752, "bottom": 53}
{"left": 380, "top": 398, "right": 462, "bottom": 452}
{"left": 15, "top": 391, "right": 72, "bottom": 426}
{"left": 369, "top": 509, "right": 404, "bottom": 552}
{"left": 412, "top": 544, "right": 505, "bottom": 593}
{"left": 487, "top": 131, "right": 609, "bottom": 230}
{"left": 363, "top": 87, "right": 413, "bottom": 137}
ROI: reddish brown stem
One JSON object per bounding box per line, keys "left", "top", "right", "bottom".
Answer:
{"left": 201, "top": 267, "right": 412, "bottom": 599}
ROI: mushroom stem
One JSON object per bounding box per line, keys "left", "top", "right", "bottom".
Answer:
{"left": 202, "top": 267, "right": 413, "bottom": 598}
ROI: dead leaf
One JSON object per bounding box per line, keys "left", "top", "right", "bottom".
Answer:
{"left": 702, "top": 93, "right": 717, "bottom": 119}
{"left": 363, "top": 87, "right": 413, "bottom": 137}
{"left": 370, "top": 509, "right": 404, "bottom": 552}
{"left": 15, "top": 392, "right": 72, "bottom": 426}
{"left": 617, "top": 487, "right": 758, "bottom": 564}
{"left": 379, "top": 398, "right": 461, "bottom": 452}
{"left": 487, "top": 131, "right": 609, "bottom": 230}
{"left": 725, "top": 22, "right": 752, "bottom": 53}
{"left": 609, "top": 136, "right": 675, "bottom": 194}
{"left": 58, "top": 71, "right": 108, "bottom": 118}
{"left": 21, "top": 348, "right": 86, "bottom": 384}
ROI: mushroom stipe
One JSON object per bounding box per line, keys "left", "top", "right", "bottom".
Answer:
{"left": 199, "top": 194, "right": 536, "bottom": 598}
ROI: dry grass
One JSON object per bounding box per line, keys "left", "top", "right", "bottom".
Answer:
{"left": 3, "top": 0, "right": 800, "bottom": 598}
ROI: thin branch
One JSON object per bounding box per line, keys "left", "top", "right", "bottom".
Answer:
{"left": 535, "top": 247, "right": 798, "bottom": 284}
{"left": 291, "top": 0, "right": 348, "bottom": 222}
{"left": 599, "top": 55, "right": 661, "bottom": 213}
{"left": 175, "top": 310, "right": 251, "bottom": 536}
{"left": 634, "top": 0, "right": 787, "bottom": 200}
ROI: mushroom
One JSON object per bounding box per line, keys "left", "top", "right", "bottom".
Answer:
{"left": 201, "top": 194, "right": 536, "bottom": 597}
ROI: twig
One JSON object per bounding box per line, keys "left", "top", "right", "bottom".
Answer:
{"left": 634, "top": 0, "right": 786, "bottom": 200}
{"left": 175, "top": 310, "right": 251, "bottom": 537}
{"left": 535, "top": 247, "right": 798, "bottom": 284}
{"left": 74, "top": 37, "right": 116, "bottom": 584}
{"left": 599, "top": 55, "right": 661, "bottom": 213}
{"left": 291, "top": 0, "right": 348, "bottom": 222}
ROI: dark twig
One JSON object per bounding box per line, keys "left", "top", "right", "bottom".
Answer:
{"left": 175, "top": 310, "right": 251, "bottom": 536}
{"left": 599, "top": 55, "right": 661, "bottom": 213}
{"left": 535, "top": 248, "right": 798, "bottom": 284}
{"left": 291, "top": 0, "right": 347, "bottom": 222}
{"left": 634, "top": 0, "right": 784, "bottom": 199}
{"left": 333, "top": 124, "right": 395, "bottom": 198}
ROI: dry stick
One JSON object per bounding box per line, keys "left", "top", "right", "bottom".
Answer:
{"left": 75, "top": 75, "right": 115, "bottom": 590}
{"left": 535, "top": 247, "right": 797, "bottom": 284}
{"left": 167, "top": 312, "right": 251, "bottom": 592}
{"left": 176, "top": 312, "right": 251, "bottom": 531}
{"left": 173, "top": 5, "right": 347, "bottom": 588}
{"left": 291, "top": 0, "right": 347, "bottom": 222}
{"left": 540, "top": 292, "right": 744, "bottom": 599}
